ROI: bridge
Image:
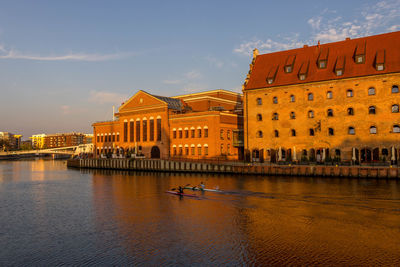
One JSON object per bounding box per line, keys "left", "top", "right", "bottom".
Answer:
{"left": 0, "top": 144, "right": 93, "bottom": 157}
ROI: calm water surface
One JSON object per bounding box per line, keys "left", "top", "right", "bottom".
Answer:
{"left": 0, "top": 159, "right": 400, "bottom": 266}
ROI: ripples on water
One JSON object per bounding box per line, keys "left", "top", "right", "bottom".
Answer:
{"left": 0, "top": 159, "right": 400, "bottom": 266}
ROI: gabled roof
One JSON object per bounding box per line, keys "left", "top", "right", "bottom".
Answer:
{"left": 244, "top": 31, "right": 400, "bottom": 90}
{"left": 150, "top": 94, "right": 183, "bottom": 111}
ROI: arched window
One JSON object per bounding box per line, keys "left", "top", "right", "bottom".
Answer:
{"left": 368, "top": 87, "right": 375, "bottom": 95}
{"left": 308, "top": 110, "right": 314, "bottom": 118}
{"left": 290, "top": 95, "right": 295, "bottom": 102}
{"left": 291, "top": 129, "right": 296, "bottom": 136}
{"left": 327, "top": 109, "right": 333, "bottom": 117}
{"left": 348, "top": 127, "right": 355, "bottom": 135}
{"left": 308, "top": 93, "right": 314, "bottom": 101}
{"left": 257, "top": 98, "right": 262, "bottom": 105}
{"left": 290, "top": 111, "right": 296, "bottom": 119}
{"left": 309, "top": 129, "right": 315, "bottom": 136}
{"left": 326, "top": 91, "right": 333, "bottom": 99}
{"left": 256, "top": 114, "right": 262, "bottom": 121}
{"left": 393, "top": 125, "right": 400, "bottom": 133}
{"left": 256, "top": 131, "right": 263, "bottom": 138}
{"left": 392, "top": 104, "right": 399, "bottom": 113}
{"left": 347, "top": 89, "right": 353, "bottom": 97}
{"left": 392, "top": 85, "right": 399, "bottom": 93}
{"left": 274, "top": 130, "right": 279, "bottom": 137}
{"left": 328, "top": 128, "right": 334, "bottom": 136}
{"left": 272, "top": 113, "right": 279, "bottom": 120}
{"left": 369, "top": 106, "right": 376, "bottom": 114}
{"left": 273, "top": 96, "right": 278, "bottom": 104}
{"left": 347, "top": 107, "right": 354, "bottom": 115}
{"left": 370, "top": 126, "right": 377, "bottom": 134}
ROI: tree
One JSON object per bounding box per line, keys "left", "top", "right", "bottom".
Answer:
{"left": 0, "top": 139, "right": 11, "bottom": 152}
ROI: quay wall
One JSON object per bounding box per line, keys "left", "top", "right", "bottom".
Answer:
{"left": 68, "top": 158, "right": 400, "bottom": 179}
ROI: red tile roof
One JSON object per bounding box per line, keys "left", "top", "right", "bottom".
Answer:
{"left": 244, "top": 31, "right": 400, "bottom": 90}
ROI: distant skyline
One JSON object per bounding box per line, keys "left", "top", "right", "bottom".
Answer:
{"left": 0, "top": 0, "right": 399, "bottom": 138}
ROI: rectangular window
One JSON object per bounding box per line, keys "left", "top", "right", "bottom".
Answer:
{"left": 149, "top": 119, "right": 154, "bottom": 141}
{"left": 143, "top": 120, "right": 147, "bottom": 141}
{"left": 220, "top": 130, "right": 224, "bottom": 140}
{"left": 97, "top": 136, "right": 100, "bottom": 142}
{"left": 173, "top": 147, "right": 177, "bottom": 155}
{"left": 204, "top": 129, "right": 208, "bottom": 137}
{"left": 227, "top": 130, "right": 230, "bottom": 140}
{"left": 198, "top": 129, "right": 202, "bottom": 138}
{"left": 185, "top": 129, "right": 189, "bottom": 138}
{"left": 220, "top": 144, "right": 224, "bottom": 154}
{"left": 136, "top": 121, "right": 140, "bottom": 141}
{"left": 204, "top": 146, "right": 208, "bottom": 155}
{"left": 191, "top": 129, "right": 195, "bottom": 138}
{"left": 157, "top": 119, "right": 162, "bottom": 141}
{"left": 185, "top": 147, "right": 189, "bottom": 155}
{"left": 198, "top": 147, "right": 202, "bottom": 155}
{"left": 123, "top": 122, "right": 128, "bottom": 142}
{"left": 179, "top": 130, "right": 182, "bottom": 138}
{"left": 129, "top": 121, "right": 134, "bottom": 142}
{"left": 227, "top": 144, "right": 230, "bottom": 155}
{"left": 179, "top": 147, "right": 183, "bottom": 155}
{"left": 117, "top": 134, "right": 120, "bottom": 142}
{"left": 112, "top": 134, "right": 115, "bottom": 142}
{"left": 173, "top": 130, "right": 177, "bottom": 139}
{"left": 191, "top": 147, "right": 195, "bottom": 155}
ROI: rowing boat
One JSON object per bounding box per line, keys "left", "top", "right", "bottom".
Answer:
{"left": 165, "top": 191, "right": 198, "bottom": 197}
{"left": 184, "top": 187, "right": 221, "bottom": 192}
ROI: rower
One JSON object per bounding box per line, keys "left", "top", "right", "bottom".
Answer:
{"left": 199, "top": 181, "right": 205, "bottom": 190}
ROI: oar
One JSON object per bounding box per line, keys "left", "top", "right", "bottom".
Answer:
{"left": 171, "top": 184, "right": 191, "bottom": 191}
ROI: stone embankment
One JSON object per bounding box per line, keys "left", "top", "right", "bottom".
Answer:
{"left": 68, "top": 158, "right": 400, "bottom": 179}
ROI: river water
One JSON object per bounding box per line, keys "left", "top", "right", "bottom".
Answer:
{"left": 0, "top": 159, "right": 399, "bottom": 266}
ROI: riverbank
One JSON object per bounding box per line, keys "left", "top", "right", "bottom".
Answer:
{"left": 68, "top": 158, "right": 400, "bottom": 179}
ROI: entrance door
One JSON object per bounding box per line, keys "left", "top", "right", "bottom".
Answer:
{"left": 151, "top": 146, "right": 161, "bottom": 158}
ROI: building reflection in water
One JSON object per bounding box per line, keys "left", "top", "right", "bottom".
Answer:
{"left": 89, "top": 169, "right": 400, "bottom": 265}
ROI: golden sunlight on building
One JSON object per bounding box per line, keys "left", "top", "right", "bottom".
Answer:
{"left": 243, "top": 31, "right": 400, "bottom": 164}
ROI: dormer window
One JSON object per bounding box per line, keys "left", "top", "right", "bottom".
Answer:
{"left": 375, "top": 50, "right": 385, "bottom": 71}
{"left": 355, "top": 42, "right": 366, "bottom": 64}
{"left": 266, "top": 65, "right": 278, "bottom": 85}
{"left": 356, "top": 55, "right": 365, "bottom": 64}
{"left": 335, "top": 56, "right": 345, "bottom": 76}
{"left": 376, "top": 64, "right": 384, "bottom": 71}
{"left": 298, "top": 61, "right": 309, "bottom": 81}
{"left": 317, "top": 47, "right": 329, "bottom": 69}
{"left": 284, "top": 55, "right": 295, "bottom": 73}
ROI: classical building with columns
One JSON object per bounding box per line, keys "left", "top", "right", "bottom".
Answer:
{"left": 93, "top": 89, "right": 243, "bottom": 160}
{"left": 243, "top": 31, "right": 400, "bottom": 164}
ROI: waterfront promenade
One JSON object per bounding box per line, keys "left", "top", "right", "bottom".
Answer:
{"left": 68, "top": 158, "right": 400, "bottom": 179}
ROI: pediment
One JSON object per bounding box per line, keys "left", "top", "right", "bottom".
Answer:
{"left": 119, "top": 90, "right": 167, "bottom": 112}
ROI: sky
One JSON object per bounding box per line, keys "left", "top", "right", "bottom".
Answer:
{"left": 0, "top": 0, "right": 399, "bottom": 139}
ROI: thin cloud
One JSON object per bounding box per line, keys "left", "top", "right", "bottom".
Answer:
{"left": 61, "top": 105, "right": 70, "bottom": 115}
{"left": 89, "top": 90, "right": 128, "bottom": 105}
{"left": 234, "top": 0, "right": 400, "bottom": 56}
{"left": 206, "top": 56, "right": 224, "bottom": 68}
{"left": 185, "top": 70, "right": 202, "bottom": 80}
{"left": 162, "top": 80, "right": 182, "bottom": 85}
{"left": 0, "top": 46, "right": 133, "bottom": 61}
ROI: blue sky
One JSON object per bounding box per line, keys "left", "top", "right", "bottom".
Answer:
{"left": 0, "top": 0, "right": 399, "bottom": 138}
